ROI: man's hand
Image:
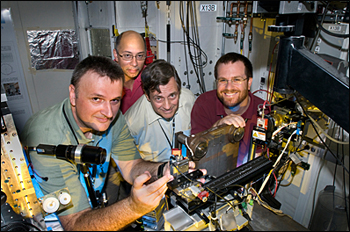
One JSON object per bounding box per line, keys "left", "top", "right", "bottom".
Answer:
{"left": 188, "top": 161, "right": 207, "bottom": 184}
{"left": 213, "top": 114, "right": 246, "bottom": 128}
{"left": 59, "top": 171, "right": 172, "bottom": 231}
{"left": 162, "top": 161, "right": 207, "bottom": 183}
{"left": 188, "top": 161, "right": 207, "bottom": 176}
{"left": 128, "top": 171, "right": 171, "bottom": 215}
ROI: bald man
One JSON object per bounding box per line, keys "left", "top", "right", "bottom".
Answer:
{"left": 113, "top": 30, "right": 147, "bottom": 114}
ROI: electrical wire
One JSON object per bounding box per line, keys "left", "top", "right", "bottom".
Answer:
{"left": 158, "top": 39, "right": 206, "bottom": 52}
{"left": 316, "top": 20, "right": 349, "bottom": 38}
{"left": 262, "top": 100, "right": 271, "bottom": 115}
{"left": 249, "top": 187, "right": 292, "bottom": 218}
{"left": 329, "top": 120, "right": 350, "bottom": 228}
{"left": 272, "top": 122, "right": 298, "bottom": 137}
{"left": 274, "top": 130, "right": 297, "bottom": 168}
{"left": 255, "top": 96, "right": 292, "bottom": 113}
{"left": 158, "top": 37, "right": 208, "bottom": 90}
{"left": 24, "top": 147, "right": 49, "bottom": 181}
{"left": 275, "top": 157, "right": 294, "bottom": 193}
{"left": 310, "top": 1, "right": 329, "bottom": 51}
{"left": 272, "top": 171, "right": 278, "bottom": 197}
{"left": 308, "top": 150, "right": 326, "bottom": 229}
{"left": 279, "top": 174, "right": 294, "bottom": 187}
{"left": 332, "top": 125, "right": 340, "bottom": 186}
{"left": 307, "top": 114, "right": 349, "bottom": 145}
{"left": 170, "top": 161, "right": 238, "bottom": 210}
{"left": 341, "top": 128, "right": 350, "bottom": 229}
{"left": 267, "top": 41, "right": 279, "bottom": 103}
{"left": 28, "top": 163, "right": 48, "bottom": 181}
{"left": 294, "top": 93, "right": 349, "bottom": 174}
{"left": 179, "top": 1, "right": 208, "bottom": 94}
{"left": 182, "top": 19, "right": 190, "bottom": 88}
{"left": 251, "top": 89, "right": 273, "bottom": 98}
{"left": 258, "top": 130, "right": 297, "bottom": 195}
{"left": 277, "top": 159, "right": 293, "bottom": 187}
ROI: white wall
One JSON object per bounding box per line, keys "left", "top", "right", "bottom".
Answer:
{"left": 113, "top": 1, "right": 274, "bottom": 97}
{"left": 1, "top": 1, "right": 275, "bottom": 115}
{"left": 1, "top": 1, "right": 75, "bottom": 116}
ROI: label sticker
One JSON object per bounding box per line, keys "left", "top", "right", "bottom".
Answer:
{"left": 200, "top": 4, "right": 217, "bottom": 12}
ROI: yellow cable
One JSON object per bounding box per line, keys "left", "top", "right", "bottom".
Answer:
{"left": 249, "top": 187, "right": 292, "bottom": 218}
{"left": 308, "top": 115, "right": 349, "bottom": 145}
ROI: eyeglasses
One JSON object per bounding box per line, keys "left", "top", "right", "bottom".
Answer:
{"left": 117, "top": 51, "right": 146, "bottom": 61}
{"left": 216, "top": 77, "right": 248, "bottom": 86}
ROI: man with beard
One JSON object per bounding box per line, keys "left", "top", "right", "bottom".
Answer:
{"left": 113, "top": 30, "right": 147, "bottom": 114}
{"left": 191, "top": 52, "right": 270, "bottom": 167}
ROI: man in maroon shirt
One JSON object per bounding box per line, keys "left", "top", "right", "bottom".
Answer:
{"left": 191, "top": 52, "right": 270, "bottom": 169}
{"left": 113, "top": 30, "right": 146, "bottom": 114}
{"left": 110, "top": 30, "right": 147, "bottom": 205}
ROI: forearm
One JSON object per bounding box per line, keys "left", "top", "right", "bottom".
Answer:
{"left": 60, "top": 197, "right": 143, "bottom": 231}
{"left": 116, "top": 159, "right": 164, "bottom": 184}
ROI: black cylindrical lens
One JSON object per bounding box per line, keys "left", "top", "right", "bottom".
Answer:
{"left": 80, "top": 145, "right": 106, "bottom": 164}
{"left": 37, "top": 144, "right": 106, "bottom": 165}
{"left": 55, "top": 145, "right": 75, "bottom": 161}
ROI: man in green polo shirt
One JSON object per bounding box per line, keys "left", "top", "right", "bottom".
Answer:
{"left": 20, "top": 56, "right": 181, "bottom": 231}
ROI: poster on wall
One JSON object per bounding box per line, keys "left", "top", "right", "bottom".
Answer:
{"left": 1, "top": 8, "right": 33, "bottom": 133}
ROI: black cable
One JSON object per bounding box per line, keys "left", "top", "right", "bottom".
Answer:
{"left": 275, "top": 157, "right": 294, "bottom": 193}
{"left": 186, "top": 2, "right": 202, "bottom": 91}
{"left": 181, "top": 1, "right": 205, "bottom": 92}
{"left": 191, "top": 1, "right": 203, "bottom": 69}
{"left": 279, "top": 174, "right": 294, "bottom": 187}
{"left": 293, "top": 93, "right": 349, "bottom": 174}
{"left": 307, "top": 119, "right": 348, "bottom": 229}
{"left": 322, "top": 120, "right": 336, "bottom": 187}
{"left": 24, "top": 148, "right": 49, "bottom": 182}
{"left": 308, "top": 149, "right": 326, "bottom": 229}
{"left": 175, "top": 3, "right": 209, "bottom": 68}
{"left": 332, "top": 125, "right": 340, "bottom": 186}
{"left": 316, "top": 20, "right": 349, "bottom": 38}
{"left": 310, "top": 1, "right": 329, "bottom": 51}
{"left": 181, "top": 1, "right": 207, "bottom": 94}
{"left": 29, "top": 163, "right": 49, "bottom": 182}
{"left": 314, "top": 1, "right": 349, "bottom": 38}
{"left": 325, "top": 184, "right": 336, "bottom": 230}
{"left": 182, "top": 22, "right": 190, "bottom": 88}
{"left": 158, "top": 38, "right": 207, "bottom": 52}
{"left": 341, "top": 129, "right": 350, "bottom": 229}
{"left": 277, "top": 159, "right": 293, "bottom": 188}
{"left": 179, "top": 1, "right": 190, "bottom": 88}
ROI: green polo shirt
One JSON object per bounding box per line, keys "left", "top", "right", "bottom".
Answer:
{"left": 20, "top": 98, "right": 140, "bottom": 216}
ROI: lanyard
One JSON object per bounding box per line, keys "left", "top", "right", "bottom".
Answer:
{"left": 63, "top": 106, "right": 79, "bottom": 145}
{"left": 63, "top": 106, "right": 102, "bottom": 208}
{"left": 158, "top": 117, "right": 175, "bottom": 149}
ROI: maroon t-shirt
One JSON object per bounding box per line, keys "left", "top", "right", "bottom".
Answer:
{"left": 191, "top": 90, "right": 270, "bottom": 167}
{"left": 120, "top": 71, "right": 144, "bottom": 114}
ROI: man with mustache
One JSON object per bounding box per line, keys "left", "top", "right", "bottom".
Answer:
{"left": 20, "top": 56, "right": 204, "bottom": 230}
{"left": 113, "top": 30, "right": 147, "bottom": 114}
{"left": 124, "top": 59, "right": 196, "bottom": 163}
{"left": 191, "top": 52, "right": 270, "bottom": 167}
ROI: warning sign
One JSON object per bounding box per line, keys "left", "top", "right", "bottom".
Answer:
{"left": 252, "top": 130, "right": 266, "bottom": 141}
